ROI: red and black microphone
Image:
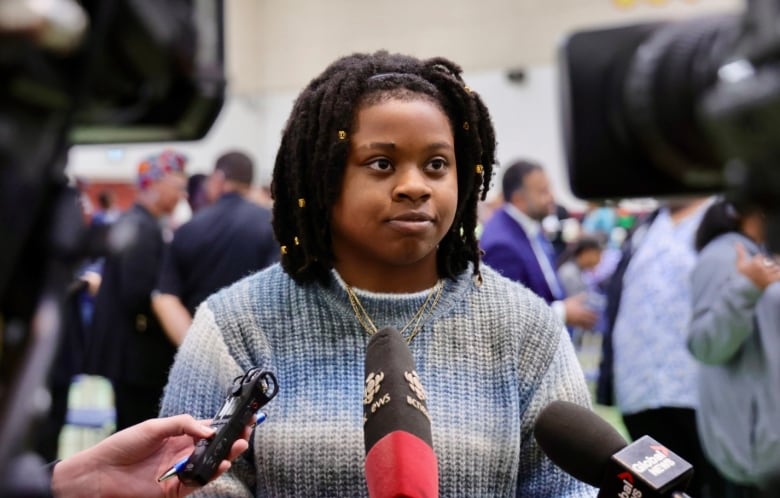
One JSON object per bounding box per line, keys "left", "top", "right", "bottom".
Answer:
{"left": 363, "top": 327, "right": 438, "bottom": 498}
{"left": 534, "top": 400, "right": 694, "bottom": 498}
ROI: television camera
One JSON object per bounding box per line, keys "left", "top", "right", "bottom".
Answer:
{"left": 0, "top": 0, "right": 225, "bottom": 494}
{"left": 561, "top": 0, "right": 780, "bottom": 250}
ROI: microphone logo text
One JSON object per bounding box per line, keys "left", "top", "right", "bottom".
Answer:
{"left": 404, "top": 370, "right": 427, "bottom": 401}
{"left": 618, "top": 478, "right": 642, "bottom": 498}
{"left": 631, "top": 448, "right": 676, "bottom": 477}
{"left": 363, "top": 371, "right": 385, "bottom": 405}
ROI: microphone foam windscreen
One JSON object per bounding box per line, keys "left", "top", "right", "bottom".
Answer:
{"left": 533, "top": 400, "right": 627, "bottom": 487}
{"left": 363, "top": 327, "right": 433, "bottom": 452}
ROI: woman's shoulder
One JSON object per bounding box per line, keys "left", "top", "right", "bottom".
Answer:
{"left": 479, "top": 265, "right": 550, "bottom": 302}
{"left": 471, "top": 266, "right": 566, "bottom": 374}
{"left": 475, "top": 265, "right": 561, "bottom": 330}
{"left": 206, "top": 263, "right": 295, "bottom": 312}
{"left": 700, "top": 232, "right": 751, "bottom": 261}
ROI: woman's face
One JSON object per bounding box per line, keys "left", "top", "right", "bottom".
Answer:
{"left": 330, "top": 97, "right": 458, "bottom": 289}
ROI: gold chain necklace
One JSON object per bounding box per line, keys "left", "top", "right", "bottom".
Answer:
{"left": 345, "top": 280, "right": 444, "bottom": 344}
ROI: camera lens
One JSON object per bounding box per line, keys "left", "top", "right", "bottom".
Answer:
{"left": 622, "top": 15, "right": 739, "bottom": 188}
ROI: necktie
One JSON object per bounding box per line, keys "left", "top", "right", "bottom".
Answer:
{"left": 535, "top": 231, "right": 564, "bottom": 300}
{"left": 536, "top": 231, "right": 558, "bottom": 269}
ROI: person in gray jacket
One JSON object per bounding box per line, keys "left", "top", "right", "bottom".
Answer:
{"left": 689, "top": 198, "right": 780, "bottom": 497}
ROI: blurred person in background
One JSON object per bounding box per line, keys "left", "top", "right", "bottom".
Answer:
{"left": 688, "top": 199, "right": 780, "bottom": 498}
{"left": 480, "top": 159, "right": 598, "bottom": 330}
{"left": 247, "top": 184, "right": 274, "bottom": 209}
{"left": 86, "top": 150, "right": 187, "bottom": 431}
{"left": 557, "top": 235, "right": 604, "bottom": 299}
{"left": 603, "top": 197, "right": 715, "bottom": 498}
{"left": 557, "top": 235, "right": 606, "bottom": 384}
{"left": 557, "top": 235, "right": 605, "bottom": 342}
{"left": 91, "top": 189, "right": 121, "bottom": 227}
{"left": 31, "top": 179, "right": 101, "bottom": 462}
{"left": 581, "top": 201, "right": 617, "bottom": 241}
{"left": 152, "top": 151, "right": 278, "bottom": 346}
{"left": 186, "top": 173, "right": 210, "bottom": 215}
{"left": 543, "top": 203, "right": 575, "bottom": 260}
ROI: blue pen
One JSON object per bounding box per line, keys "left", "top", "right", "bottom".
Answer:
{"left": 157, "top": 455, "right": 189, "bottom": 482}
{"left": 157, "top": 411, "right": 267, "bottom": 482}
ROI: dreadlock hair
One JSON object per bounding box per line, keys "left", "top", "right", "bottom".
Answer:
{"left": 271, "top": 51, "right": 497, "bottom": 285}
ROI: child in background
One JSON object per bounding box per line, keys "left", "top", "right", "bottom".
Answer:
{"left": 557, "top": 235, "right": 606, "bottom": 383}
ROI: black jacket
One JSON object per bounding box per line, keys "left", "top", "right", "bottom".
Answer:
{"left": 86, "top": 204, "right": 175, "bottom": 387}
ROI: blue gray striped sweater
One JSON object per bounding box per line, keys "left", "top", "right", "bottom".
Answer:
{"left": 159, "top": 263, "right": 596, "bottom": 497}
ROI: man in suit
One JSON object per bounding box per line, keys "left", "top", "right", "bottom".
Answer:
{"left": 480, "top": 159, "right": 597, "bottom": 329}
{"left": 87, "top": 150, "right": 187, "bottom": 431}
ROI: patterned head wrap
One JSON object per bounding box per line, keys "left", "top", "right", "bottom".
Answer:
{"left": 137, "top": 150, "right": 187, "bottom": 190}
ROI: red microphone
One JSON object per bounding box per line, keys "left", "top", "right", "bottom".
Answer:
{"left": 363, "top": 327, "right": 438, "bottom": 498}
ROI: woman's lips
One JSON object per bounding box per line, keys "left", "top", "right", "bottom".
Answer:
{"left": 387, "top": 213, "right": 434, "bottom": 234}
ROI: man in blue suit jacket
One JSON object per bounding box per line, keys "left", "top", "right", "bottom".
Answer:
{"left": 480, "top": 159, "right": 597, "bottom": 329}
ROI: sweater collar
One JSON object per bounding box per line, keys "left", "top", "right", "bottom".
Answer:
{"left": 320, "top": 265, "right": 476, "bottom": 339}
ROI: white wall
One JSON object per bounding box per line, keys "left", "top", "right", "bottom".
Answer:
{"left": 228, "top": 0, "right": 739, "bottom": 93}
{"left": 67, "top": 93, "right": 298, "bottom": 187}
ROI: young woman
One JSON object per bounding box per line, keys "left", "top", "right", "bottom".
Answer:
{"left": 689, "top": 199, "right": 780, "bottom": 498}
{"left": 160, "top": 51, "right": 593, "bottom": 497}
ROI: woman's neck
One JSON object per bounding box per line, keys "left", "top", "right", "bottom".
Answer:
{"left": 333, "top": 260, "right": 440, "bottom": 293}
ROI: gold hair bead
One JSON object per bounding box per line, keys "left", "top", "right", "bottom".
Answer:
{"left": 464, "top": 85, "right": 473, "bottom": 93}
{"left": 475, "top": 164, "right": 484, "bottom": 174}
{"left": 463, "top": 121, "right": 470, "bottom": 131}
{"left": 280, "top": 245, "right": 288, "bottom": 255}
{"left": 338, "top": 130, "right": 347, "bottom": 140}
{"left": 294, "top": 236, "right": 300, "bottom": 246}
{"left": 298, "top": 198, "right": 306, "bottom": 208}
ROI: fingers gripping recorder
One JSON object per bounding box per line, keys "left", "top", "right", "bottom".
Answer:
{"left": 163, "top": 368, "right": 279, "bottom": 487}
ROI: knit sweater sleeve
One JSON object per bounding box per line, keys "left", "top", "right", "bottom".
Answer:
{"left": 159, "top": 302, "right": 255, "bottom": 497}
{"left": 688, "top": 236, "right": 763, "bottom": 365}
{"left": 518, "top": 326, "right": 597, "bottom": 497}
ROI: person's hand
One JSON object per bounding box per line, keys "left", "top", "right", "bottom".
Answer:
{"left": 51, "top": 414, "right": 254, "bottom": 498}
{"left": 735, "top": 242, "right": 780, "bottom": 290}
{"left": 80, "top": 271, "right": 102, "bottom": 296}
{"left": 563, "top": 293, "right": 599, "bottom": 329}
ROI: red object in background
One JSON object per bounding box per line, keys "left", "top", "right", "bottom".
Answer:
{"left": 79, "top": 181, "right": 136, "bottom": 221}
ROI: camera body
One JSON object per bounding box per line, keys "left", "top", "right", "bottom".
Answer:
{"left": 0, "top": 2, "right": 227, "bottom": 490}
{"left": 560, "top": 1, "right": 780, "bottom": 249}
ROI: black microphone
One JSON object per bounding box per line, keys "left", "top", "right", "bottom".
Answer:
{"left": 534, "top": 400, "right": 694, "bottom": 498}
{"left": 363, "top": 327, "right": 438, "bottom": 498}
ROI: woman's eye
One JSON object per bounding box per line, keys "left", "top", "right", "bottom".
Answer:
{"left": 427, "top": 158, "right": 448, "bottom": 171}
{"left": 368, "top": 158, "right": 392, "bottom": 171}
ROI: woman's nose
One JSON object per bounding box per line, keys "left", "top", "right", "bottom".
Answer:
{"left": 393, "top": 166, "right": 431, "bottom": 202}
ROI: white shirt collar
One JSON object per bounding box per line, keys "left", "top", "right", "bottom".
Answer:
{"left": 504, "top": 203, "right": 540, "bottom": 238}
